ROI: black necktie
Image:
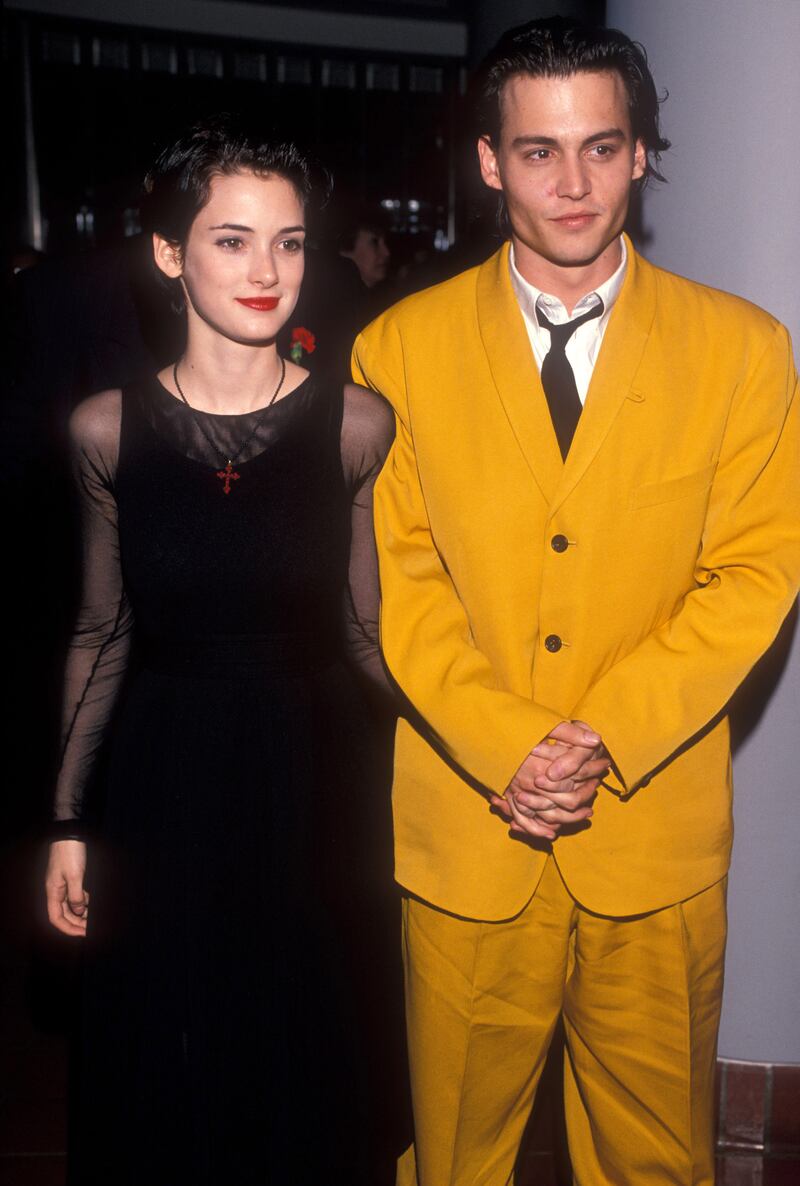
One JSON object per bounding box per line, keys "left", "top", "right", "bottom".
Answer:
{"left": 536, "top": 299, "right": 604, "bottom": 459}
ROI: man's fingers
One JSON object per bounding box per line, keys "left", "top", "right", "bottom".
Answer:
{"left": 512, "top": 788, "right": 572, "bottom": 814}
{"left": 542, "top": 746, "right": 606, "bottom": 782}
{"left": 505, "top": 794, "right": 558, "bottom": 840}
{"left": 514, "top": 791, "right": 594, "bottom": 826}
{"left": 574, "top": 758, "right": 611, "bottom": 781}
{"left": 510, "top": 748, "right": 569, "bottom": 793}
{"left": 534, "top": 763, "right": 609, "bottom": 795}
{"left": 526, "top": 781, "right": 600, "bottom": 812}
{"left": 489, "top": 794, "right": 513, "bottom": 819}
{"left": 547, "top": 720, "right": 602, "bottom": 749}
{"left": 531, "top": 741, "right": 574, "bottom": 761}
{"left": 531, "top": 772, "right": 597, "bottom": 801}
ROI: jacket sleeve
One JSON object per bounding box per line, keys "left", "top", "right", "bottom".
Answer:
{"left": 574, "top": 320, "right": 800, "bottom": 792}
{"left": 352, "top": 321, "right": 562, "bottom": 796}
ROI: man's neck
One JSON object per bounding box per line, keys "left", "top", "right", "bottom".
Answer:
{"left": 512, "top": 236, "right": 623, "bottom": 315}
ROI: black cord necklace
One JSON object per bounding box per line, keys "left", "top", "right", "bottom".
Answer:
{"left": 172, "top": 357, "right": 286, "bottom": 495}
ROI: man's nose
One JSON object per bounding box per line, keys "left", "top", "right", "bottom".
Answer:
{"left": 556, "top": 155, "right": 591, "bottom": 200}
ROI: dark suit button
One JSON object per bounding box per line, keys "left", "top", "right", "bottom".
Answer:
{"left": 544, "top": 634, "right": 562, "bottom": 653}
{"left": 551, "top": 534, "right": 569, "bottom": 553}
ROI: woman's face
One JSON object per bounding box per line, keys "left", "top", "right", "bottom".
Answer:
{"left": 155, "top": 169, "right": 306, "bottom": 344}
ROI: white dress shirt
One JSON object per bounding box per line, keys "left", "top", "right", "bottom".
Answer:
{"left": 509, "top": 237, "right": 628, "bottom": 405}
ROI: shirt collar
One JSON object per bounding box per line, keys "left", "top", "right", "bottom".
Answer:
{"left": 509, "top": 236, "right": 628, "bottom": 327}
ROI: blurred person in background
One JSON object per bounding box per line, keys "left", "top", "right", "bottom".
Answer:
{"left": 338, "top": 209, "right": 391, "bottom": 290}
{"left": 337, "top": 205, "right": 397, "bottom": 323}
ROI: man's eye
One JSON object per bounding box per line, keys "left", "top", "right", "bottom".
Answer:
{"left": 591, "top": 145, "right": 614, "bottom": 158}
{"left": 528, "top": 149, "right": 551, "bottom": 161}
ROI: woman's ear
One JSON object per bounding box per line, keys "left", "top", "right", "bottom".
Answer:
{"left": 153, "top": 233, "right": 183, "bottom": 279}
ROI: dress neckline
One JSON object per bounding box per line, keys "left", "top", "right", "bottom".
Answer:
{"left": 150, "top": 370, "right": 313, "bottom": 420}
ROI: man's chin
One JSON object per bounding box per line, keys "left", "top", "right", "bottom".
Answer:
{"left": 516, "top": 228, "right": 620, "bottom": 271}
{"left": 542, "top": 239, "right": 612, "bottom": 269}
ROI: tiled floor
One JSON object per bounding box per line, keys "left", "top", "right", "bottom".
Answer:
{"left": 514, "top": 1152, "right": 800, "bottom": 1186}
{"left": 715, "top": 1153, "right": 800, "bottom": 1185}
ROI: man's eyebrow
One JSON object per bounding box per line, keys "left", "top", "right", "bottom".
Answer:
{"left": 510, "top": 128, "right": 627, "bottom": 150}
{"left": 583, "top": 127, "right": 626, "bottom": 145}
{"left": 511, "top": 135, "right": 559, "bottom": 149}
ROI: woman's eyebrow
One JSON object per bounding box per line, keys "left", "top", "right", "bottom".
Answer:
{"left": 207, "top": 223, "right": 306, "bottom": 233}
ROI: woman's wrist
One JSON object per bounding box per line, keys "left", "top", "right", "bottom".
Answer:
{"left": 48, "top": 819, "right": 91, "bottom": 844}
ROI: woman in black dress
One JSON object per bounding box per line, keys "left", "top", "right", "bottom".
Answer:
{"left": 44, "top": 116, "right": 405, "bottom": 1186}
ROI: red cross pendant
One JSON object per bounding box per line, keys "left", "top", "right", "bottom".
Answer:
{"left": 216, "top": 460, "right": 240, "bottom": 495}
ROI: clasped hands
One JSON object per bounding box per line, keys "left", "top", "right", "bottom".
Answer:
{"left": 489, "top": 720, "right": 610, "bottom": 842}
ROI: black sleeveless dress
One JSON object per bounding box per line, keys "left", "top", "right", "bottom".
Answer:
{"left": 55, "top": 375, "right": 408, "bottom": 1185}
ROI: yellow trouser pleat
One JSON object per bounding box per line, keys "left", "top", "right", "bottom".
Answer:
{"left": 564, "top": 878, "right": 726, "bottom": 1186}
{"left": 400, "top": 859, "right": 726, "bottom": 1186}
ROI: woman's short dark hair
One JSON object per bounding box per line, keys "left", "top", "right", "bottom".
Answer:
{"left": 141, "top": 112, "right": 331, "bottom": 311}
{"left": 472, "top": 15, "right": 670, "bottom": 185}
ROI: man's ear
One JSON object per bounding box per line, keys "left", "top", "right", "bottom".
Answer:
{"left": 631, "top": 138, "right": 647, "bottom": 183}
{"left": 152, "top": 233, "right": 183, "bottom": 279}
{"left": 477, "top": 135, "right": 503, "bottom": 192}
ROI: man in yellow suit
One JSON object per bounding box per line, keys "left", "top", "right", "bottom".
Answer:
{"left": 353, "top": 16, "right": 800, "bottom": 1186}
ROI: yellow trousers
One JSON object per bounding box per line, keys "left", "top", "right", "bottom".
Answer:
{"left": 398, "top": 858, "right": 726, "bottom": 1186}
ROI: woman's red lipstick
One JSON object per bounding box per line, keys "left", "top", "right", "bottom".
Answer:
{"left": 236, "top": 296, "right": 280, "bottom": 311}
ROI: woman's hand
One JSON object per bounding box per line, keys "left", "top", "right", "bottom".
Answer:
{"left": 46, "top": 840, "right": 89, "bottom": 937}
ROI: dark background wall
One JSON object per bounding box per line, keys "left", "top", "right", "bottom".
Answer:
{"left": 4, "top": 0, "right": 603, "bottom": 265}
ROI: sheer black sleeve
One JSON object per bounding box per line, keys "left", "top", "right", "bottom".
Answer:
{"left": 52, "top": 391, "right": 134, "bottom": 838}
{"left": 339, "top": 383, "right": 395, "bottom": 705}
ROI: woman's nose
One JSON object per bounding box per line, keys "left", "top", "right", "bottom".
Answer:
{"left": 249, "top": 249, "right": 278, "bottom": 286}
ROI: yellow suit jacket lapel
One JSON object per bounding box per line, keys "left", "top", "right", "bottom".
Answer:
{"left": 477, "top": 235, "right": 658, "bottom": 515}
{"left": 476, "top": 242, "right": 563, "bottom": 503}
{"left": 551, "top": 237, "right": 658, "bottom": 515}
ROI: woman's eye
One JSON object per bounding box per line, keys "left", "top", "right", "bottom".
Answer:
{"left": 216, "top": 237, "right": 244, "bottom": 251}
{"left": 279, "top": 238, "right": 304, "bottom": 253}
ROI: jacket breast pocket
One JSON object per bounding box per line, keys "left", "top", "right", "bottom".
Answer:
{"left": 630, "top": 463, "right": 716, "bottom": 510}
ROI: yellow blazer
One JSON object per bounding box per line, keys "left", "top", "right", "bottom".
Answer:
{"left": 352, "top": 237, "right": 800, "bottom": 920}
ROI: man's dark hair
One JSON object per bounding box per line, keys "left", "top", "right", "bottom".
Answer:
{"left": 140, "top": 112, "right": 330, "bottom": 311}
{"left": 472, "top": 15, "right": 670, "bottom": 185}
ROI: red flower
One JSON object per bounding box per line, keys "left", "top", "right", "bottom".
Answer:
{"left": 291, "top": 326, "right": 316, "bottom": 354}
